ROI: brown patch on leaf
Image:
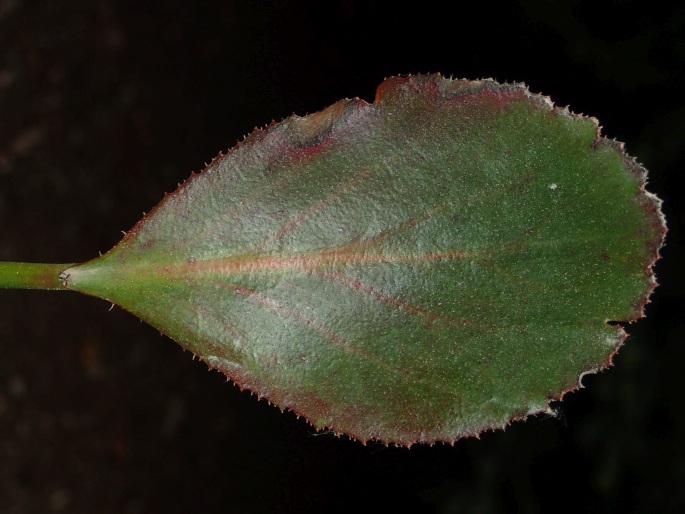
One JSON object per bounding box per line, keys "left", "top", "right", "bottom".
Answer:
{"left": 285, "top": 99, "right": 356, "bottom": 147}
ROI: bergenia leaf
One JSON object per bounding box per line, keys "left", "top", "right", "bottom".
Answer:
{"left": 62, "top": 75, "right": 665, "bottom": 445}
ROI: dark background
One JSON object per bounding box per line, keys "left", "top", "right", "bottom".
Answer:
{"left": 1, "top": 1, "right": 683, "bottom": 512}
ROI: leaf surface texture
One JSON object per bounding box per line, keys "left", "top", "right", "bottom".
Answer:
{"left": 65, "top": 75, "right": 665, "bottom": 444}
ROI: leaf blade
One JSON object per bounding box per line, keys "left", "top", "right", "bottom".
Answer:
{"left": 64, "top": 75, "right": 665, "bottom": 444}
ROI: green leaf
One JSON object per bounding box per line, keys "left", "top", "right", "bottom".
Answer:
{"left": 62, "top": 75, "right": 665, "bottom": 445}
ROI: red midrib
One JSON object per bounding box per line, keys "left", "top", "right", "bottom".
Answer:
{"left": 183, "top": 248, "right": 468, "bottom": 275}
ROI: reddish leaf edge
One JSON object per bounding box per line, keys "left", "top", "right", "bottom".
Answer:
{"left": 65, "top": 73, "right": 667, "bottom": 447}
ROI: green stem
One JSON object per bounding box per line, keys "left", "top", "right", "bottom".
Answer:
{"left": 0, "top": 262, "right": 74, "bottom": 290}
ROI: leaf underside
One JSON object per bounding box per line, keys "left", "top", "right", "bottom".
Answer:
{"left": 64, "top": 75, "right": 665, "bottom": 445}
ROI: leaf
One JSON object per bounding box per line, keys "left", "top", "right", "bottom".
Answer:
{"left": 62, "top": 75, "right": 665, "bottom": 445}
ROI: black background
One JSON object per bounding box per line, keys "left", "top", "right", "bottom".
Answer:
{"left": 1, "top": 1, "right": 683, "bottom": 512}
